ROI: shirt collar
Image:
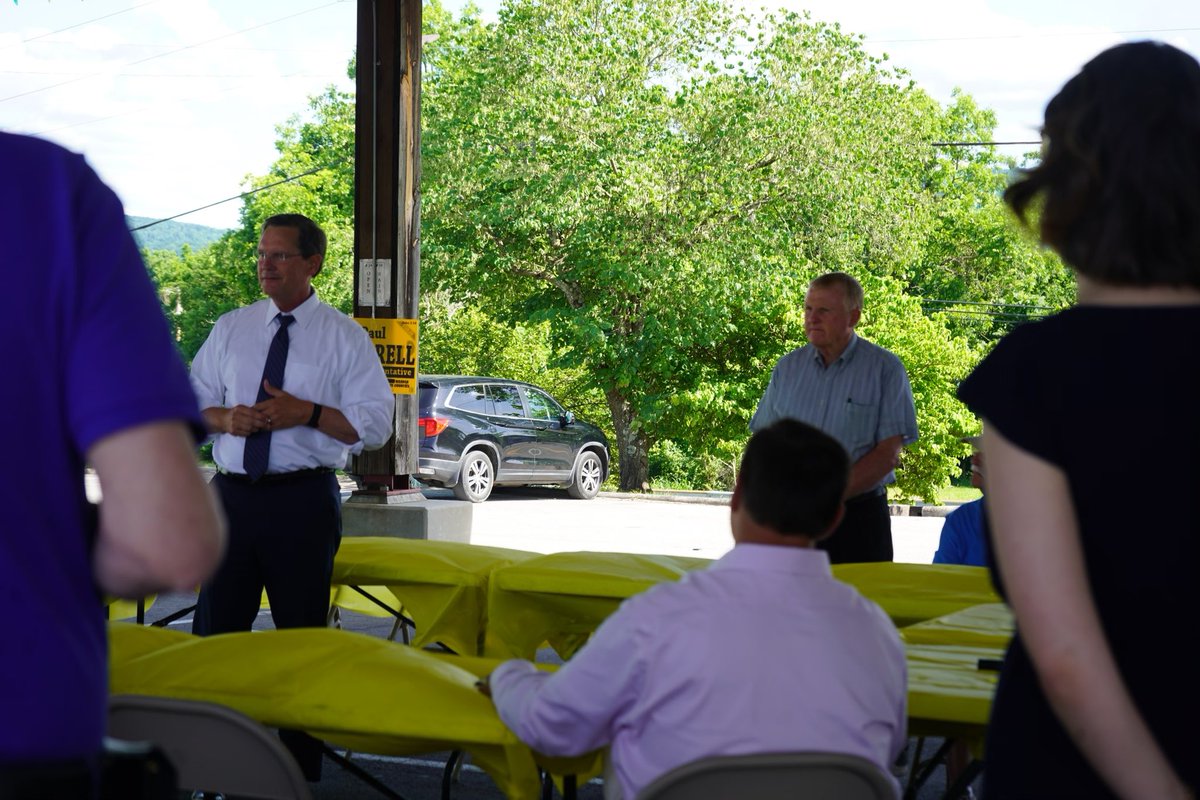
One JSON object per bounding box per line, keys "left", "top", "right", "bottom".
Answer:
{"left": 809, "top": 332, "right": 860, "bottom": 367}
{"left": 264, "top": 289, "right": 320, "bottom": 328}
{"left": 710, "top": 543, "right": 833, "bottom": 577}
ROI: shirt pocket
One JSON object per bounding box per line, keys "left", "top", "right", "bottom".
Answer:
{"left": 282, "top": 361, "right": 326, "bottom": 403}
{"left": 844, "top": 400, "right": 879, "bottom": 451}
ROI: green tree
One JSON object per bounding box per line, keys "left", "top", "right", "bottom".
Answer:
{"left": 148, "top": 0, "right": 1049, "bottom": 499}
{"left": 420, "top": 0, "right": 964, "bottom": 493}
{"left": 911, "top": 91, "right": 1074, "bottom": 345}
{"left": 143, "top": 243, "right": 257, "bottom": 361}
{"left": 147, "top": 81, "right": 359, "bottom": 363}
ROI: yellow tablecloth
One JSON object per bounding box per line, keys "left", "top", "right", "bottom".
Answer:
{"left": 905, "top": 642, "right": 1002, "bottom": 754}
{"left": 485, "top": 555, "right": 997, "bottom": 659}
{"left": 108, "top": 623, "right": 551, "bottom": 799}
{"left": 900, "top": 603, "right": 1014, "bottom": 649}
{"left": 484, "top": 551, "right": 712, "bottom": 659}
{"left": 832, "top": 563, "right": 1001, "bottom": 627}
{"left": 105, "top": 595, "right": 155, "bottom": 623}
{"left": 331, "top": 538, "right": 536, "bottom": 655}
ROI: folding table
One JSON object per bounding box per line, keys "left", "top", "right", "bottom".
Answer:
{"left": 483, "top": 550, "right": 712, "bottom": 659}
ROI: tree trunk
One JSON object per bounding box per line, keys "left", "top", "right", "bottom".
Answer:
{"left": 605, "top": 387, "right": 650, "bottom": 491}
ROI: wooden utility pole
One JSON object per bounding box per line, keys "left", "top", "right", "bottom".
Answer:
{"left": 349, "top": 0, "right": 423, "bottom": 491}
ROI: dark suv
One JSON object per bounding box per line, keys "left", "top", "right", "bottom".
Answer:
{"left": 417, "top": 375, "right": 610, "bottom": 502}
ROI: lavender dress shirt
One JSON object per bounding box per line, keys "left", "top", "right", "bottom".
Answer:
{"left": 489, "top": 544, "right": 907, "bottom": 799}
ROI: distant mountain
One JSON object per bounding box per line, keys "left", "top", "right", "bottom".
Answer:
{"left": 127, "top": 216, "right": 228, "bottom": 254}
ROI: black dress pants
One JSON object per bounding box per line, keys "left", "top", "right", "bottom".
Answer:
{"left": 194, "top": 470, "right": 342, "bottom": 781}
{"left": 818, "top": 488, "right": 893, "bottom": 563}
{"left": 0, "top": 756, "right": 97, "bottom": 799}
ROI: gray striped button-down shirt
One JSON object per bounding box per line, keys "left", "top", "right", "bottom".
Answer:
{"left": 750, "top": 334, "right": 918, "bottom": 489}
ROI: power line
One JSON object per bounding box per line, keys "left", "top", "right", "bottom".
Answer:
{"left": 128, "top": 163, "right": 336, "bottom": 231}
{"left": 922, "top": 298, "right": 1057, "bottom": 312}
{"left": 4, "top": 0, "right": 164, "bottom": 47}
{"left": 933, "top": 140, "right": 1040, "bottom": 147}
{"left": 0, "top": 1, "right": 343, "bottom": 105}
{"left": 27, "top": 70, "right": 321, "bottom": 138}
{"left": 920, "top": 298, "right": 1060, "bottom": 323}
{"left": 1, "top": 69, "right": 342, "bottom": 80}
{"left": 869, "top": 26, "right": 1200, "bottom": 45}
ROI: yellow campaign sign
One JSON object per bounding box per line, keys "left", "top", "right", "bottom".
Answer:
{"left": 356, "top": 317, "right": 418, "bottom": 395}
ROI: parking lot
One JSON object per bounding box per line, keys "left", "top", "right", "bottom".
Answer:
{"left": 458, "top": 484, "right": 945, "bottom": 563}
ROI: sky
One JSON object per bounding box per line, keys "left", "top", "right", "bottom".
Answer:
{"left": 1, "top": 0, "right": 1196, "bottom": 230}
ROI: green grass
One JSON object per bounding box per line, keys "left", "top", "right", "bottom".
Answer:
{"left": 937, "top": 485, "right": 983, "bottom": 504}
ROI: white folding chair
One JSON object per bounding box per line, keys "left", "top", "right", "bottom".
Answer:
{"left": 107, "top": 694, "right": 312, "bottom": 800}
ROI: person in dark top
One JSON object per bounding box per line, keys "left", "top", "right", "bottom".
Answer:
{"left": 958, "top": 41, "right": 1198, "bottom": 800}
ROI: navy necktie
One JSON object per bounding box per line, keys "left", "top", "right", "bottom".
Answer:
{"left": 243, "top": 314, "right": 294, "bottom": 480}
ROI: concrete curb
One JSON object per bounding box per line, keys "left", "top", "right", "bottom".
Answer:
{"left": 597, "top": 489, "right": 732, "bottom": 507}
{"left": 599, "top": 489, "right": 969, "bottom": 517}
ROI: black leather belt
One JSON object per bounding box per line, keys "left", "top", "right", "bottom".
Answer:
{"left": 218, "top": 467, "right": 333, "bottom": 486}
{"left": 847, "top": 486, "right": 886, "bottom": 504}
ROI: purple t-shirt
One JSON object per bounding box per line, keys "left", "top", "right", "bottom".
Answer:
{"left": 0, "top": 132, "right": 203, "bottom": 762}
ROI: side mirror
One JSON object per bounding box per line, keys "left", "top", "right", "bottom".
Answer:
{"left": 560, "top": 410, "right": 575, "bottom": 428}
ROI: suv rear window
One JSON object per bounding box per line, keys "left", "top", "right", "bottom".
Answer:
{"left": 449, "top": 384, "right": 492, "bottom": 415}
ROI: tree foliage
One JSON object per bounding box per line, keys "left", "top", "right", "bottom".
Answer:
{"left": 420, "top": 0, "right": 989, "bottom": 496}
{"left": 147, "top": 83, "right": 359, "bottom": 362}
{"left": 148, "top": 0, "right": 1074, "bottom": 501}
{"left": 909, "top": 91, "right": 1075, "bottom": 345}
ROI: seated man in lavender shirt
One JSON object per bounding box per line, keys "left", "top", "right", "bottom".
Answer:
{"left": 480, "top": 419, "right": 907, "bottom": 800}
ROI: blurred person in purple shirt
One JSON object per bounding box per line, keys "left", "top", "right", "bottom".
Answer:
{"left": 480, "top": 419, "right": 907, "bottom": 800}
{"left": 0, "top": 131, "right": 225, "bottom": 797}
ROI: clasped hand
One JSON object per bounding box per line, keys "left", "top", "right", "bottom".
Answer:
{"left": 226, "top": 380, "right": 306, "bottom": 437}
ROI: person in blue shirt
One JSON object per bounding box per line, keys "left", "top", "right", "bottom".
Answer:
{"left": 933, "top": 436, "right": 986, "bottom": 567}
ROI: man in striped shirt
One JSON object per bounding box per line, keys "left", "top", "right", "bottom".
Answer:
{"left": 750, "top": 272, "right": 918, "bottom": 563}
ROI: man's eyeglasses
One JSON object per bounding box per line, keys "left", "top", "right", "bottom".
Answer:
{"left": 256, "top": 251, "right": 303, "bottom": 263}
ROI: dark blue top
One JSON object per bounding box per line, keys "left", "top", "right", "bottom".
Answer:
{"left": 0, "top": 132, "right": 203, "bottom": 762}
{"left": 958, "top": 305, "right": 1200, "bottom": 799}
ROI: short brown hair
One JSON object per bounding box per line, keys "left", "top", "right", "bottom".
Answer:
{"left": 739, "top": 419, "right": 849, "bottom": 539}
{"left": 1004, "top": 41, "right": 1200, "bottom": 288}
{"left": 809, "top": 272, "right": 863, "bottom": 312}
{"left": 263, "top": 213, "right": 327, "bottom": 272}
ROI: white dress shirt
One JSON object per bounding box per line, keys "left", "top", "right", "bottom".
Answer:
{"left": 490, "top": 544, "right": 907, "bottom": 800}
{"left": 190, "top": 291, "right": 394, "bottom": 474}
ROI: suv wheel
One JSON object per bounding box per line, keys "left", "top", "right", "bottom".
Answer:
{"left": 567, "top": 451, "right": 603, "bottom": 500}
{"left": 453, "top": 450, "right": 495, "bottom": 503}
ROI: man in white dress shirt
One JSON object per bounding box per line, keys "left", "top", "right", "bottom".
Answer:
{"left": 189, "top": 213, "right": 393, "bottom": 779}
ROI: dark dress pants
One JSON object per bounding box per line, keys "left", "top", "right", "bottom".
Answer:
{"left": 818, "top": 488, "right": 893, "bottom": 564}
{"left": 0, "top": 756, "right": 97, "bottom": 799}
{"left": 194, "top": 470, "right": 342, "bottom": 781}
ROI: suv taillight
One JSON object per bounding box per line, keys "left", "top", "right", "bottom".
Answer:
{"left": 419, "top": 416, "right": 450, "bottom": 437}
